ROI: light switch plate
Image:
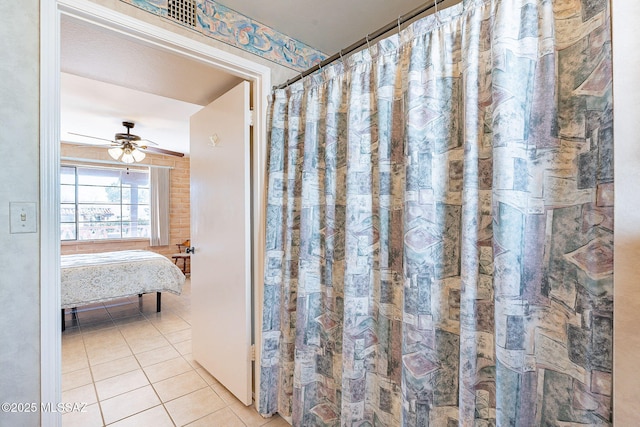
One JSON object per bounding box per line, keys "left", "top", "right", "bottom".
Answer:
{"left": 10, "top": 202, "right": 37, "bottom": 233}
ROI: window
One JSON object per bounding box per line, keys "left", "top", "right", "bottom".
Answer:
{"left": 61, "top": 165, "right": 150, "bottom": 241}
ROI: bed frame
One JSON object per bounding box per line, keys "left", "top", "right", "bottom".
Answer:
{"left": 61, "top": 292, "right": 163, "bottom": 331}
{"left": 61, "top": 250, "right": 185, "bottom": 331}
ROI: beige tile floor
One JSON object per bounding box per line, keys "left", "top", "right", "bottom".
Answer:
{"left": 61, "top": 278, "right": 288, "bottom": 427}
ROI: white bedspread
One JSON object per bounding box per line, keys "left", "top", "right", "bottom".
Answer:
{"left": 61, "top": 250, "right": 185, "bottom": 309}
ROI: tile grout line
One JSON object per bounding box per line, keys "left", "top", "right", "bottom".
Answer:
{"left": 97, "top": 312, "right": 138, "bottom": 426}
{"left": 137, "top": 287, "right": 231, "bottom": 426}
{"left": 111, "top": 289, "right": 193, "bottom": 426}
{"left": 110, "top": 299, "right": 171, "bottom": 427}
{"left": 61, "top": 279, "right": 270, "bottom": 427}
{"left": 81, "top": 321, "right": 107, "bottom": 427}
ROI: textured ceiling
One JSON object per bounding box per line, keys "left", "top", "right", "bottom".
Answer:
{"left": 61, "top": 15, "right": 243, "bottom": 106}
{"left": 61, "top": 14, "right": 243, "bottom": 156}
{"left": 60, "top": 73, "right": 203, "bottom": 156}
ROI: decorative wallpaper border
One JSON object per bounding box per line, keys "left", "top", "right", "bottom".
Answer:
{"left": 120, "top": 0, "right": 327, "bottom": 71}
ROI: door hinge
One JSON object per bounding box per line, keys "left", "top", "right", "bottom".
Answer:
{"left": 248, "top": 109, "right": 255, "bottom": 127}
{"left": 250, "top": 344, "right": 256, "bottom": 361}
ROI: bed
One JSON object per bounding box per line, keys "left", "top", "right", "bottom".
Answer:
{"left": 61, "top": 250, "right": 186, "bottom": 330}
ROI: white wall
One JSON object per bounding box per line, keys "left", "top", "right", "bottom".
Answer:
{"left": 0, "top": 1, "right": 41, "bottom": 425}
{"left": 612, "top": 1, "right": 640, "bottom": 425}
{"left": 0, "top": 1, "right": 294, "bottom": 424}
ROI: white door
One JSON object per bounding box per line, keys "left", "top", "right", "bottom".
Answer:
{"left": 190, "top": 81, "right": 252, "bottom": 405}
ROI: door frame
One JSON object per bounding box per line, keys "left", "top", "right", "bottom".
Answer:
{"left": 40, "top": 1, "right": 271, "bottom": 424}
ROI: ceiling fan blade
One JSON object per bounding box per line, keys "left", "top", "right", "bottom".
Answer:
{"left": 67, "top": 132, "right": 116, "bottom": 143}
{"left": 141, "top": 146, "right": 184, "bottom": 157}
{"left": 75, "top": 144, "right": 117, "bottom": 148}
{"left": 140, "top": 138, "right": 159, "bottom": 146}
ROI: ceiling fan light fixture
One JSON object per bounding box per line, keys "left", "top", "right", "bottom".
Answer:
{"left": 132, "top": 149, "right": 146, "bottom": 162}
{"left": 72, "top": 122, "right": 184, "bottom": 161}
{"left": 108, "top": 146, "right": 123, "bottom": 161}
{"left": 121, "top": 152, "right": 136, "bottom": 164}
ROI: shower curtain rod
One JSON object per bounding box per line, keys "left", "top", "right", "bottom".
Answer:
{"left": 275, "top": 0, "right": 446, "bottom": 90}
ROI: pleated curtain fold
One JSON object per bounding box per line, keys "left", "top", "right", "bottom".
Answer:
{"left": 150, "top": 167, "right": 170, "bottom": 246}
{"left": 259, "top": 0, "right": 614, "bottom": 425}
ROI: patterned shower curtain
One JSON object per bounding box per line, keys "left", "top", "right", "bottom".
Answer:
{"left": 259, "top": 0, "right": 613, "bottom": 425}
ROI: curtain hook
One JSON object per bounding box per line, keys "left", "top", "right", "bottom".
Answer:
{"left": 339, "top": 50, "right": 344, "bottom": 62}
{"left": 434, "top": 0, "right": 441, "bottom": 24}
{"left": 366, "top": 33, "right": 371, "bottom": 51}
{"left": 397, "top": 14, "right": 403, "bottom": 35}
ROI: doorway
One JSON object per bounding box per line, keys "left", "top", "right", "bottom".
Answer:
{"left": 41, "top": 1, "right": 271, "bottom": 424}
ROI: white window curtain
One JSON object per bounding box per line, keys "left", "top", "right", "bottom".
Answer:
{"left": 149, "top": 167, "right": 170, "bottom": 246}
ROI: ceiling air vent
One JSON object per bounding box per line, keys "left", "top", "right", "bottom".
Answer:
{"left": 168, "top": 0, "right": 197, "bottom": 28}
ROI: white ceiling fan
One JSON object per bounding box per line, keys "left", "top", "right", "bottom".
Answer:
{"left": 69, "top": 121, "right": 184, "bottom": 163}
